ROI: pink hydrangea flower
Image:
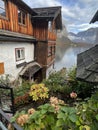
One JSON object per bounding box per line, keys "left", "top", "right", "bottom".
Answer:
{"left": 70, "top": 92, "right": 77, "bottom": 99}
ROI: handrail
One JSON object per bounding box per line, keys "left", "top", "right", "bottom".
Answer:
{"left": 0, "top": 121, "right": 8, "bottom": 130}
{"left": 0, "top": 109, "right": 23, "bottom": 130}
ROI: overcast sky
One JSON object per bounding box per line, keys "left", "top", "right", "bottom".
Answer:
{"left": 23, "top": 0, "right": 98, "bottom": 33}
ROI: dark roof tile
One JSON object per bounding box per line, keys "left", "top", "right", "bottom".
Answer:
{"left": 77, "top": 44, "right": 98, "bottom": 84}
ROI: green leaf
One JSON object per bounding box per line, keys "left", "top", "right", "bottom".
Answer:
{"left": 45, "top": 115, "right": 55, "bottom": 124}
{"left": 69, "top": 114, "right": 78, "bottom": 123}
{"left": 61, "top": 107, "right": 69, "bottom": 113}
{"left": 95, "top": 114, "right": 98, "bottom": 120}
{"left": 38, "top": 103, "right": 50, "bottom": 110}
{"left": 76, "top": 120, "right": 81, "bottom": 126}
{"left": 79, "top": 125, "right": 84, "bottom": 130}
{"left": 52, "top": 126, "right": 62, "bottom": 130}
{"left": 83, "top": 125, "right": 90, "bottom": 130}
{"left": 57, "top": 112, "right": 65, "bottom": 119}
{"left": 56, "top": 119, "right": 64, "bottom": 127}
{"left": 10, "top": 117, "right": 16, "bottom": 123}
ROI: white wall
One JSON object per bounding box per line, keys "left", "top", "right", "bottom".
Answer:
{"left": 46, "top": 64, "right": 55, "bottom": 78}
{"left": 0, "top": 41, "right": 34, "bottom": 80}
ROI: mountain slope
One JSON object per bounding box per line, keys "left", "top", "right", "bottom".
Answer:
{"left": 68, "top": 28, "right": 98, "bottom": 44}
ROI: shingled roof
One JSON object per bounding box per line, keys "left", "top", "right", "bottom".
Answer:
{"left": 32, "top": 6, "right": 62, "bottom": 29}
{"left": 76, "top": 45, "right": 98, "bottom": 84}
{"left": 76, "top": 9, "right": 98, "bottom": 84}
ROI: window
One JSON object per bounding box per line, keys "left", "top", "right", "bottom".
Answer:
{"left": 18, "top": 9, "right": 26, "bottom": 25}
{"left": 0, "top": 0, "right": 6, "bottom": 17}
{"left": 15, "top": 48, "right": 25, "bottom": 61}
{"left": 48, "top": 46, "right": 56, "bottom": 56}
{"left": 48, "top": 46, "right": 52, "bottom": 56}
{"left": 52, "top": 46, "right": 56, "bottom": 55}
{"left": 48, "top": 21, "right": 52, "bottom": 32}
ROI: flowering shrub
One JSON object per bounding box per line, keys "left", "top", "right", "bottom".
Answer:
{"left": 28, "top": 108, "right": 36, "bottom": 115}
{"left": 29, "top": 83, "right": 49, "bottom": 101}
{"left": 50, "top": 96, "right": 64, "bottom": 113}
{"left": 11, "top": 92, "right": 98, "bottom": 130}
{"left": 16, "top": 114, "right": 29, "bottom": 126}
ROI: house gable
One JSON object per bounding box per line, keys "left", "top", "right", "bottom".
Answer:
{"left": 0, "top": 0, "right": 36, "bottom": 35}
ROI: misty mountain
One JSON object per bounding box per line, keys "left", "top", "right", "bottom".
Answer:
{"left": 56, "top": 26, "right": 93, "bottom": 62}
{"left": 68, "top": 28, "right": 98, "bottom": 44}
{"left": 57, "top": 25, "right": 73, "bottom": 46}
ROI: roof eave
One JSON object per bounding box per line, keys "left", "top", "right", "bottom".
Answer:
{"left": 32, "top": 16, "right": 54, "bottom": 21}
{"left": 32, "top": 6, "right": 62, "bottom": 30}
{"left": 13, "top": 0, "right": 37, "bottom": 15}
{"left": 53, "top": 7, "right": 62, "bottom": 30}
{"left": 90, "top": 10, "right": 98, "bottom": 24}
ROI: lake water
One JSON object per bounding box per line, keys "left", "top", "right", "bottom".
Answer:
{"left": 55, "top": 44, "right": 93, "bottom": 71}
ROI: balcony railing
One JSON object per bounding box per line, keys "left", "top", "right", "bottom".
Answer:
{"left": 0, "top": 109, "right": 23, "bottom": 130}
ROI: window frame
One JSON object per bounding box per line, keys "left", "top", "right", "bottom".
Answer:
{"left": 18, "top": 8, "right": 27, "bottom": 25}
{"left": 48, "top": 46, "right": 52, "bottom": 57}
{"left": 15, "top": 48, "right": 25, "bottom": 61}
{"left": 48, "top": 21, "right": 52, "bottom": 32}
{"left": 0, "top": 0, "right": 7, "bottom": 18}
{"left": 48, "top": 45, "right": 56, "bottom": 57}
{"left": 52, "top": 45, "right": 56, "bottom": 55}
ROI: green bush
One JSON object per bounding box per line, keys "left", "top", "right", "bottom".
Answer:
{"left": 43, "top": 68, "right": 72, "bottom": 100}
{"left": 13, "top": 81, "right": 32, "bottom": 98}
{"left": 67, "top": 67, "right": 94, "bottom": 99}
{"left": 43, "top": 67, "right": 95, "bottom": 101}
{"left": 11, "top": 92, "right": 98, "bottom": 130}
{"left": 13, "top": 81, "right": 33, "bottom": 107}
{"left": 0, "top": 74, "right": 10, "bottom": 85}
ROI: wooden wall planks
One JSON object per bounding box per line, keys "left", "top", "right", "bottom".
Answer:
{"left": 0, "top": 1, "right": 33, "bottom": 36}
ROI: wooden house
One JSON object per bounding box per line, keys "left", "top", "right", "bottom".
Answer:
{"left": 33, "top": 7, "right": 62, "bottom": 78}
{"left": 0, "top": 0, "right": 62, "bottom": 83}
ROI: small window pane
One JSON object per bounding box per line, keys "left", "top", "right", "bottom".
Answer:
{"left": 48, "top": 21, "right": 52, "bottom": 31}
{"left": 18, "top": 10, "right": 21, "bottom": 23}
{"left": 21, "top": 49, "right": 24, "bottom": 58}
{"left": 48, "top": 46, "right": 52, "bottom": 56}
{"left": 15, "top": 48, "right": 25, "bottom": 61}
{"left": 0, "top": 8, "right": 6, "bottom": 17}
{"left": 17, "top": 50, "right": 20, "bottom": 58}
{"left": 0, "top": 0, "right": 6, "bottom": 17}
{"left": 22, "top": 12, "right": 26, "bottom": 24}
{"left": 0, "top": 0, "right": 5, "bottom": 9}
{"left": 18, "top": 9, "right": 26, "bottom": 25}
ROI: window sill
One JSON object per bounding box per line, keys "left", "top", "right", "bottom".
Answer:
{"left": 0, "top": 15, "right": 8, "bottom": 21}
{"left": 18, "top": 23, "right": 27, "bottom": 27}
{"left": 48, "top": 55, "right": 52, "bottom": 57}
{"left": 16, "top": 58, "right": 25, "bottom": 62}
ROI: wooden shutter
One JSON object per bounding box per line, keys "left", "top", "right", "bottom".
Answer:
{"left": 0, "top": 62, "right": 4, "bottom": 75}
